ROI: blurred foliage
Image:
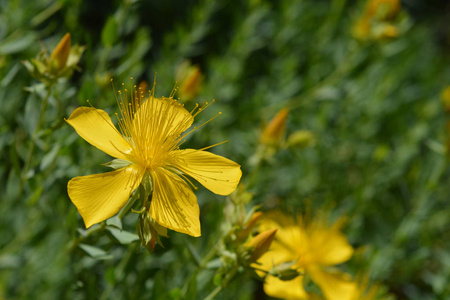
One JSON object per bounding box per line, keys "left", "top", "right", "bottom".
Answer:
{"left": 1, "top": 0, "right": 450, "bottom": 299}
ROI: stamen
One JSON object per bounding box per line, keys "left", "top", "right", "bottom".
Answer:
{"left": 197, "top": 140, "right": 228, "bottom": 151}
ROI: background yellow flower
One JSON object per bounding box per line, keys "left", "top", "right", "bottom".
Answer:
{"left": 257, "top": 211, "right": 356, "bottom": 300}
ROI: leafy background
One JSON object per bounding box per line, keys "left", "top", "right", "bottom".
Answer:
{"left": 1, "top": 0, "right": 449, "bottom": 299}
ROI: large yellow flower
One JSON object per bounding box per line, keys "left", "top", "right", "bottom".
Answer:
{"left": 256, "top": 212, "right": 356, "bottom": 300}
{"left": 66, "top": 86, "right": 242, "bottom": 237}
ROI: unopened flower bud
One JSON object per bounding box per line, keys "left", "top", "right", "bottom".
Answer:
{"left": 269, "top": 261, "right": 302, "bottom": 281}
{"left": 286, "top": 130, "right": 316, "bottom": 149}
{"left": 248, "top": 229, "right": 277, "bottom": 262}
{"left": 137, "top": 211, "right": 168, "bottom": 252}
{"left": 50, "top": 33, "right": 71, "bottom": 71}
{"left": 374, "top": 23, "right": 399, "bottom": 40}
{"left": 22, "top": 32, "right": 84, "bottom": 85}
{"left": 176, "top": 62, "right": 203, "bottom": 101}
{"left": 238, "top": 211, "right": 263, "bottom": 241}
{"left": 261, "top": 109, "right": 289, "bottom": 146}
{"left": 368, "top": 0, "right": 401, "bottom": 21}
{"left": 441, "top": 86, "right": 450, "bottom": 114}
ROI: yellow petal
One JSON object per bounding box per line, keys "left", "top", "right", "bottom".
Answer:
{"left": 67, "top": 107, "right": 132, "bottom": 160}
{"left": 264, "top": 274, "right": 308, "bottom": 300}
{"left": 68, "top": 164, "right": 144, "bottom": 228}
{"left": 256, "top": 240, "right": 295, "bottom": 273}
{"left": 149, "top": 168, "right": 200, "bottom": 237}
{"left": 308, "top": 267, "right": 357, "bottom": 300}
{"left": 258, "top": 213, "right": 304, "bottom": 262}
{"left": 309, "top": 227, "right": 353, "bottom": 266}
{"left": 259, "top": 210, "right": 297, "bottom": 231}
{"left": 133, "top": 97, "right": 194, "bottom": 141}
{"left": 171, "top": 149, "right": 242, "bottom": 195}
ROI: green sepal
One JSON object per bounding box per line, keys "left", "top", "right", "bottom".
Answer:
{"left": 103, "top": 159, "right": 133, "bottom": 170}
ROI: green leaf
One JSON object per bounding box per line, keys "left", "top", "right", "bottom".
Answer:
{"left": 77, "top": 79, "right": 95, "bottom": 105}
{"left": 79, "top": 243, "right": 113, "bottom": 260}
{"left": 0, "top": 32, "right": 37, "bottom": 55}
{"left": 183, "top": 274, "right": 197, "bottom": 300}
{"left": 107, "top": 227, "right": 139, "bottom": 245}
{"left": 40, "top": 144, "right": 60, "bottom": 171}
{"left": 106, "top": 215, "right": 122, "bottom": 230}
{"left": 152, "top": 271, "right": 168, "bottom": 300}
{"left": 213, "top": 272, "right": 222, "bottom": 286}
{"left": 23, "top": 93, "right": 40, "bottom": 135}
{"left": 101, "top": 16, "right": 118, "bottom": 47}
{"left": 65, "top": 206, "right": 78, "bottom": 233}
{"left": 27, "top": 185, "right": 43, "bottom": 206}
{"left": 205, "top": 258, "right": 222, "bottom": 269}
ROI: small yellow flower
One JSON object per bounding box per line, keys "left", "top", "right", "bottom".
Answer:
{"left": 256, "top": 212, "right": 356, "bottom": 300}
{"left": 66, "top": 82, "right": 242, "bottom": 237}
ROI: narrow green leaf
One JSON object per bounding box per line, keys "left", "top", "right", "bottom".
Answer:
{"left": 106, "top": 215, "right": 122, "bottom": 230}
{"left": 101, "top": 16, "right": 118, "bottom": 47}
{"left": 107, "top": 227, "right": 139, "bottom": 245}
{"left": 79, "top": 243, "right": 112, "bottom": 260}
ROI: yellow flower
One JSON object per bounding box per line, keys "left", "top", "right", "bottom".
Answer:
{"left": 66, "top": 83, "right": 242, "bottom": 237}
{"left": 256, "top": 212, "right": 356, "bottom": 300}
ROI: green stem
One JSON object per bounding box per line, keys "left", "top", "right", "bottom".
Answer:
{"left": 181, "top": 239, "right": 221, "bottom": 297}
{"left": 204, "top": 264, "right": 239, "bottom": 300}
{"left": 118, "top": 191, "right": 139, "bottom": 219}
{"left": 246, "top": 151, "right": 263, "bottom": 190}
{"left": 20, "top": 84, "right": 53, "bottom": 193}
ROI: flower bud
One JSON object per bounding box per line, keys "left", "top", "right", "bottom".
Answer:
{"left": 374, "top": 24, "right": 399, "bottom": 40}
{"left": 353, "top": 0, "right": 401, "bottom": 41}
{"left": 269, "top": 261, "right": 302, "bottom": 281}
{"left": 286, "top": 130, "right": 316, "bottom": 149}
{"left": 260, "top": 109, "right": 289, "bottom": 146}
{"left": 176, "top": 62, "right": 203, "bottom": 101}
{"left": 367, "top": 0, "right": 401, "bottom": 21}
{"left": 441, "top": 86, "right": 450, "bottom": 114}
{"left": 22, "top": 32, "right": 84, "bottom": 85}
{"left": 137, "top": 211, "right": 168, "bottom": 252}
{"left": 248, "top": 229, "right": 277, "bottom": 262}
{"left": 237, "top": 211, "right": 263, "bottom": 241}
{"left": 51, "top": 33, "right": 71, "bottom": 71}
